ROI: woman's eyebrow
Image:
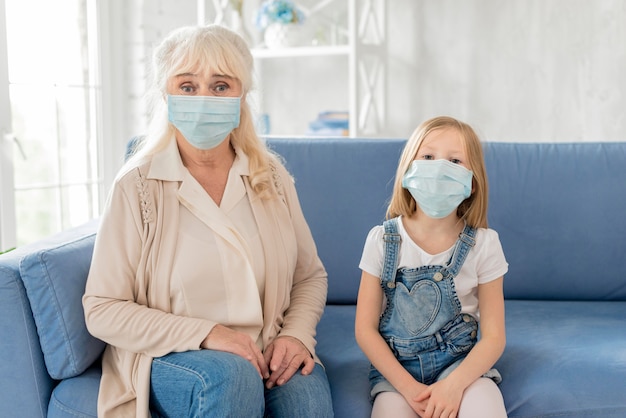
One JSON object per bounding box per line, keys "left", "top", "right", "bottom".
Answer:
{"left": 173, "top": 72, "right": 196, "bottom": 78}
{"left": 172, "top": 72, "right": 237, "bottom": 82}
{"left": 213, "top": 73, "right": 236, "bottom": 80}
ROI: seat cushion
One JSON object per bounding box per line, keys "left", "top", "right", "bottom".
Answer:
{"left": 316, "top": 305, "right": 372, "bottom": 417}
{"left": 19, "top": 221, "right": 105, "bottom": 380}
{"left": 497, "top": 300, "right": 626, "bottom": 418}
{"left": 47, "top": 364, "right": 100, "bottom": 418}
{"left": 317, "top": 301, "right": 626, "bottom": 418}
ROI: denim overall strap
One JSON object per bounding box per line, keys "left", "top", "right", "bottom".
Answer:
{"left": 381, "top": 218, "right": 401, "bottom": 284}
{"left": 441, "top": 224, "right": 477, "bottom": 280}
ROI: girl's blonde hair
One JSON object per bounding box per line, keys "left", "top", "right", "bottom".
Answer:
{"left": 128, "top": 24, "right": 275, "bottom": 198}
{"left": 387, "top": 116, "right": 489, "bottom": 228}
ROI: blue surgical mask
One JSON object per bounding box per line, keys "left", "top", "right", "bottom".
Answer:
{"left": 402, "top": 159, "right": 473, "bottom": 219}
{"left": 167, "top": 94, "right": 241, "bottom": 150}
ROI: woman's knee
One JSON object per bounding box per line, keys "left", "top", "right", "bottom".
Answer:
{"left": 265, "top": 364, "right": 333, "bottom": 417}
{"left": 151, "top": 350, "right": 264, "bottom": 417}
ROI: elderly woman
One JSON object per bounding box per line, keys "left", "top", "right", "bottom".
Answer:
{"left": 83, "top": 25, "right": 333, "bottom": 417}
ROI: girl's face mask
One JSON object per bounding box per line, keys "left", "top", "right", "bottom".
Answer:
{"left": 167, "top": 94, "right": 241, "bottom": 150}
{"left": 402, "top": 159, "right": 473, "bottom": 219}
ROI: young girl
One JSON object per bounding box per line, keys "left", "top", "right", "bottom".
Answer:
{"left": 355, "top": 116, "right": 508, "bottom": 418}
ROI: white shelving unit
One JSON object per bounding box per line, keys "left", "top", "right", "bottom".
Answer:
{"left": 251, "top": 45, "right": 351, "bottom": 59}
{"left": 199, "top": 0, "right": 386, "bottom": 137}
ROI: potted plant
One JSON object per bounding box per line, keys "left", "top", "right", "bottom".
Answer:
{"left": 255, "top": 0, "right": 306, "bottom": 48}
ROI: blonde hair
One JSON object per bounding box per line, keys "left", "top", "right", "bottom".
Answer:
{"left": 128, "top": 24, "right": 276, "bottom": 198}
{"left": 387, "top": 116, "right": 489, "bottom": 228}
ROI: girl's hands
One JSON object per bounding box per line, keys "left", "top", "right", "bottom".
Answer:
{"left": 413, "top": 378, "right": 463, "bottom": 418}
{"left": 201, "top": 324, "right": 270, "bottom": 379}
{"left": 398, "top": 381, "right": 430, "bottom": 416}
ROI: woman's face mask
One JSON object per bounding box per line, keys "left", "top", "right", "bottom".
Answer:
{"left": 402, "top": 159, "right": 473, "bottom": 219}
{"left": 167, "top": 94, "right": 241, "bottom": 150}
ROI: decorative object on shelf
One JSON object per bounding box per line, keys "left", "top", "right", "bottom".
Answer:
{"left": 307, "top": 111, "right": 349, "bottom": 136}
{"left": 255, "top": 0, "right": 306, "bottom": 49}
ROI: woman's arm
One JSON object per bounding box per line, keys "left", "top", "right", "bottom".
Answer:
{"left": 83, "top": 173, "right": 214, "bottom": 358}
{"left": 355, "top": 271, "right": 429, "bottom": 413}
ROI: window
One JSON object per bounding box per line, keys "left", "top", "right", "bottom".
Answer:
{"left": 0, "top": 0, "right": 101, "bottom": 249}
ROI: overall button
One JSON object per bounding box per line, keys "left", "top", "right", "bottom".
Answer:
{"left": 471, "top": 330, "right": 477, "bottom": 338}
{"left": 463, "top": 315, "right": 472, "bottom": 322}
{"left": 433, "top": 272, "right": 444, "bottom": 282}
{"left": 386, "top": 282, "right": 396, "bottom": 289}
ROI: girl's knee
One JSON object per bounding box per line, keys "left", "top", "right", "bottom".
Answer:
{"left": 372, "top": 392, "right": 418, "bottom": 418}
{"left": 459, "top": 378, "right": 507, "bottom": 418}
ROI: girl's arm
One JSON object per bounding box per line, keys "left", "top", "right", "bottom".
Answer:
{"left": 416, "top": 276, "right": 506, "bottom": 417}
{"left": 355, "top": 271, "right": 429, "bottom": 414}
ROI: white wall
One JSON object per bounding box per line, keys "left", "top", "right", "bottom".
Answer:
{"left": 110, "top": 0, "right": 626, "bottom": 143}
{"left": 386, "top": 0, "right": 626, "bottom": 142}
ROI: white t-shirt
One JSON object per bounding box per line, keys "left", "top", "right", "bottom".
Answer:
{"left": 359, "top": 216, "right": 508, "bottom": 318}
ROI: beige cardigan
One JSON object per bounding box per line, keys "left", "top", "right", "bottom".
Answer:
{"left": 83, "top": 139, "right": 328, "bottom": 417}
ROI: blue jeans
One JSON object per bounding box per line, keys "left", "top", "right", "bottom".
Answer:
{"left": 149, "top": 350, "right": 333, "bottom": 417}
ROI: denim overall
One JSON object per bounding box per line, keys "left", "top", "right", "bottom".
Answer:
{"left": 369, "top": 218, "right": 480, "bottom": 396}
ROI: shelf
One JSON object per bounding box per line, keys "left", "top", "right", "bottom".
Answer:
{"left": 251, "top": 45, "right": 350, "bottom": 59}
{"left": 244, "top": 0, "right": 386, "bottom": 136}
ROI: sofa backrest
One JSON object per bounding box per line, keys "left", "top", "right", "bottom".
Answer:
{"left": 266, "top": 138, "right": 626, "bottom": 303}
{"left": 484, "top": 142, "right": 626, "bottom": 301}
{"left": 266, "top": 137, "right": 404, "bottom": 304}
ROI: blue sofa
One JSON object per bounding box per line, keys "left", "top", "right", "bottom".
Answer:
{"left": 1, "top": 138, "right": 625, "bottom": 418}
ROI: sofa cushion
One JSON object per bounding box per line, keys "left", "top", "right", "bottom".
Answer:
{"left": 267, "top": 137, "right": 407, "bottom": 304}
{"left": 496, "top": 300, "right": 626, "bottom": 417}
{"left": 484, "top": 142, "right": 626, "bottom": 301}
{"left": 19, "top": 227, "right": 104, "bottom": 380}
{"left": 316, "top": 305, "right": 371, "bottom": 417}
{"left": 48, "top": 364, "right": 100, "bottom": 417}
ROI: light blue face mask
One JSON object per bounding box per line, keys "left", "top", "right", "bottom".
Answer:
{"left": 167, "top": 94, "right": 241, "bottom": 150}
{"left": 402, "top": 159, "right": 473, "bottom": 219}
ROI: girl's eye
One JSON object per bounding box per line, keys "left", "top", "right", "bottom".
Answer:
{"left": 450, "top": 158, "right": 462, "bottom": 164}
{"left": 422, "top": 155, "right": 434, "bottom": 160}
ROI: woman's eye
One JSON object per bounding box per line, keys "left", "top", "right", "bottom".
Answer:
{"left": 180, "top": 85, "right": 194, "bottom": 93}
{"left": 214, "top": 84, "right": 228, "bottom": 93}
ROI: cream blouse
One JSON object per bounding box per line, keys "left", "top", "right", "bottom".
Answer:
{"left": 171, "top": 152, "right": 266, "bottom": 346}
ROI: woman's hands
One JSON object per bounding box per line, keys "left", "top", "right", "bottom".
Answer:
{"left": 201, "top": 324, "right": 269, "bottom": 379}
{"left": 263, "top": 336, "right": 315, "bottom": 389}
{"left": 201, "top": 326, "right": 312, "bottom": 388}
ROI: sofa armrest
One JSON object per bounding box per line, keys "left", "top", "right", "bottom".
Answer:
{"left": 0, "top": 258, "right": 53, "bottom": 417}
{"left": 0, "top": 218, "right": 100, "bottom": 417}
